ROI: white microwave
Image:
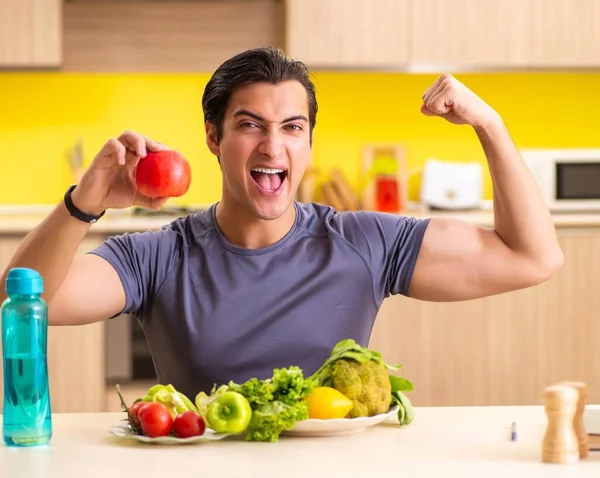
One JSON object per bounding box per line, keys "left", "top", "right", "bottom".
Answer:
{"left": 521, "top": 149, "right": 600, "bottom": 212}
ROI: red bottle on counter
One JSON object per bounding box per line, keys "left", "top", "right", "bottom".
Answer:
{"left": 375, "top": 174, "right": 401, "bottom": 213}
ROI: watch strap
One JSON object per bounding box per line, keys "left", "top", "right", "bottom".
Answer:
{"left": 64, "top": 185, "right": 106, "bottom": 223}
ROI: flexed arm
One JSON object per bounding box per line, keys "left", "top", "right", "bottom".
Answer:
{"left": 409, "top": 74, "right": 563, "bottom": 301}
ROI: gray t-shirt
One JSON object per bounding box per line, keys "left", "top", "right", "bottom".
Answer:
{"left": 90, "top": 202, "right": 430, "bottom": 398}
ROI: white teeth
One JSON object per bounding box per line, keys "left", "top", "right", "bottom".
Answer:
{"left": 251, "top": 167, "right": 284, "bottom": 174}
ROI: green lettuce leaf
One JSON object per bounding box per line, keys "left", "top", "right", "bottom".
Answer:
{"left": 222, "top": 366, "right": 314, "bottom": 442}
{"left": 245, "top": 400, "right": 309, "bottom": 442}
{"left": 271, "top": 366, "right": 314, "bottom": 405}
{"left": 227, "top": 377, "right": 274, "bottom": 407}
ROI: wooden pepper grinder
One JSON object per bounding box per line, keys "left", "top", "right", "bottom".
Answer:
{"left": 542, "top": 385, "right": 580, "bottom": 464}
{"left": 558, "top": 381, "right": 589, "bottom": 458}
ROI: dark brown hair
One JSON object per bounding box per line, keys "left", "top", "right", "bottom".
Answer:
{"left": 202, "top": 46, "right": 318, "bottom": 144}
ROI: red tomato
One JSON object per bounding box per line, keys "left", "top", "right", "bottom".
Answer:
{"left": 135, "top": 150, "right": 192, "bottom": 198}
{"left": 138, "top": 402, "right": 173, "bottom": 437}
{"left": 173, "top": 411, "right": 206, "bottom": 438}
{"left": 127, "top": 401, "right": 148, "bottom": 429}
{"left": 128, "top": 401, "right": 147, "bottom": 421}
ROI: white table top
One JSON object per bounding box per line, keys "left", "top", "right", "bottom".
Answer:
{"left": 2, "top": 406, "right": 600, "bottom": 478}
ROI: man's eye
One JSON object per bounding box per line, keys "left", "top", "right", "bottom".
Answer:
{"left": 240, "top": 122, "right": 258, "bottom": 129}
{"left": 285, "top": 124, "right": 303, "bottom": 132}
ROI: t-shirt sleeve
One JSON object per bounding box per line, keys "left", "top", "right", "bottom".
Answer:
{"left": 87, "top": 227, "right": 182, "bottom": 320}
{"left": 329, "top": 210, "right": 430, "bottom": 303}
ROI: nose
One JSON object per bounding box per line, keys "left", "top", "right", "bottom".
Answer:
{"left": 257, "top": 131, "right": 285, "bottom": 159}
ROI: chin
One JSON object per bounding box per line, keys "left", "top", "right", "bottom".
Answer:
{"left": 250, "top": 199, "right": 293, "bottom": 221}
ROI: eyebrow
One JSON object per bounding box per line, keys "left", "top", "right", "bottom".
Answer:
{"left": 233, "top": 109, "right": 308, "bottom": 124}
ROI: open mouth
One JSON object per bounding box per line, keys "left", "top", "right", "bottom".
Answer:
{"left": 250, "top": 167, "right": 288, "bottom": 193}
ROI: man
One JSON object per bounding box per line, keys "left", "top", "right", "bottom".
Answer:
{"left": 1, "top": 47, "right": 563, "bottom": 398}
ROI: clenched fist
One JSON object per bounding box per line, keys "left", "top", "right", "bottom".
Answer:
{"left": 421, "top": 73, "right": 500, "bottom": 130}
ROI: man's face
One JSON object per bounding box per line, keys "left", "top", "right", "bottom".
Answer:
{"left": 206, "top": 80, "right": 312, "bottom": 220}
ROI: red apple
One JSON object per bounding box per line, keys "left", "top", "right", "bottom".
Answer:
{"left": 135, "top": 150, "right": 191, "bottom": 198}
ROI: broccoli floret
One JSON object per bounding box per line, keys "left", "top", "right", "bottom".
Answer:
{"left": 331, "top": 358, "right": 392, "bottom": 417}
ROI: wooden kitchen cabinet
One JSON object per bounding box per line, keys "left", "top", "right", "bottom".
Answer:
{"left": 63, "top": 0, "right": 284, "bottom": 72}
{"left": 408, "top": 0, "right": 530, "bottom": 67}
{"left": 286, "top": 0, "right": 600, "bottom": 68}
{"left": 46, "top": 236, "right": 107, "bottom": 413}
{"left": 369, "top": 228, "right": 600, "bottom": 407}
{"left": 526, "top": 0, "right": 600, "bottom": 67}
{"left": 0, "top": 0, "right": 596, "bottom": 71}
{"left": 409, "top": 0, "right": 600, "bottom": 67}
{"left": 0, "top": 234, "right": 107, "bottom": 413}
{"left": 284, "top": 0, "right": 410, "bottom": 67}
{"left": 0, "top": 0, "right": 62, "bottom": 68}
{"left": 410, "top": 0, "right": 600, "bottom": 68}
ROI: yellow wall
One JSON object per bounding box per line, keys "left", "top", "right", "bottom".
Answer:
{"left": 1, "top": 72, "right": 600, "bottom": 206}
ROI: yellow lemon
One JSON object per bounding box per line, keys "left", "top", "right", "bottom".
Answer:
{"left": 305, "top": 386, "right": 354, "bottom": 419}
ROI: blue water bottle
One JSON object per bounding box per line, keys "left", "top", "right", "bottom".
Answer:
{"left": 2, "top": 267, "right": 52, "bottom": 447}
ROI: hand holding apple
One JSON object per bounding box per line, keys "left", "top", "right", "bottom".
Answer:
{"left": 71, "top": 130, "right": 191, "bottom": 216}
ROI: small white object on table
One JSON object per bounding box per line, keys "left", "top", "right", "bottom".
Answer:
{"left": 585, "top": 406, "right": 600, "bottom": 435}
{"left": 2, "top": 406, "right": 600, "bottom": 478}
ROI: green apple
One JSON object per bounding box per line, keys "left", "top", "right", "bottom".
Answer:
{"left": 207, "top": 391, "right": 252, "bottom": 434}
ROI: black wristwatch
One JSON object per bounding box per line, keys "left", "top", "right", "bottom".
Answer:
{"left": 64, "top": 185, "right": 106, "bottom": 223}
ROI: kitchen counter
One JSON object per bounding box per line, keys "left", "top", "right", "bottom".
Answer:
{"left": 2, "top": 406, "right": 600, "bottom": 478}
{"left": 410, "top": 209, "right": 600, "bottom": 229}
{"left": 0, "top": 212, "right": 182, "bottom": 234}
{"left": 1, "top": 206, "right": 600, "bottom": 234}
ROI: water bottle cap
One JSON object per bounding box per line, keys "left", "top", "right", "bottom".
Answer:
{"left": 5, "top": 267, "right": 43, "bottom": 295}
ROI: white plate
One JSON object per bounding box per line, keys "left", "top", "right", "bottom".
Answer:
{"left": 283, "top": 405, "right": 400, "bottom": 437}
{"left": 109, "top": 421, "right": 234, "bottom": 445}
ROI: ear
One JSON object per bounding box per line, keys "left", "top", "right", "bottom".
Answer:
{"left": 205, "top": 121, "right": 220, "bottom": 156}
